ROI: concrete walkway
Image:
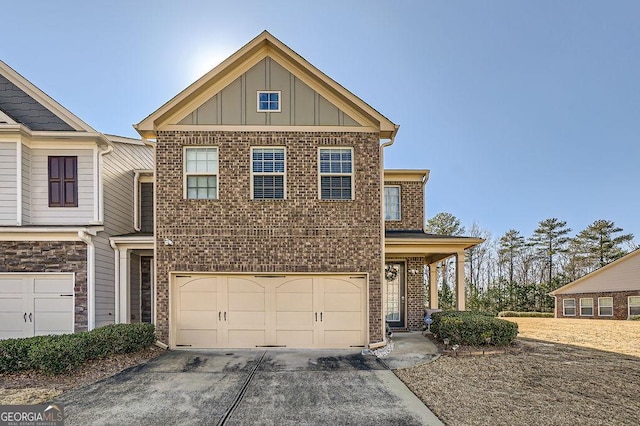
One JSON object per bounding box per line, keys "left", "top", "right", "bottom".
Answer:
{"left": 380, "top": 331, "right": 440, "bottom": 370}
{"left": 56, "top": 348, "right": 443, "bottom": 425}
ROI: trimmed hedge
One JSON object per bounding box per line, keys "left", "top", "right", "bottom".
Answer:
{"left": 498, "top": 311, "right": 554, "bottom": 318}
{"left": 431, "top": 311, "right": 518, "bottom": 346}
{"left": 0, "top": 323, "right": 155, "bottom": 375}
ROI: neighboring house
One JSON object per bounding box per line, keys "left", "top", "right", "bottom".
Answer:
{"left": 134, "top": 31, "right": 482, "bottom": 349}
{"left": 0, "top": 60, "right": 153, "bottom": 339}
{"left": 550, "top": 249, "right": 640, "bottom": 320}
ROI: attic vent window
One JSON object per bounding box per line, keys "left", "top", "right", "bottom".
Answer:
{"left": 257, "top": 91, "right": 281, "bottom": 112}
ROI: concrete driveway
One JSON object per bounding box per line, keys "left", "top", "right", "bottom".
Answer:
{"left": 56, "top": 349, "right": 442, "bottom": 425}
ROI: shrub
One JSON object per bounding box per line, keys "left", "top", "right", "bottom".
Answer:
{"left": 0, "top": 323, "right": 156, "bottom": 375}
{"left": 498, "top": 311, "right": 554, "bottom": 318}
{"left": 432, "top": 311, "right": 518, "bottom": 346}
{"left": 629, "top": 315, "right": 640, "bottom": 321}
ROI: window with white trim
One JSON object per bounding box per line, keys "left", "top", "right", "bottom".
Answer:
{"left": 384, "top": 186, "right": 401, "bottom": 221}
{"left": 598, "top": 297, "right": 613, "bottom": 316}
{"left": 580, "top": 298, "right": 593, "bottom": 316}
{"left": 319, "top": 148, "right": 353, "bottom": 200}
{"left": 257, "top": 91, "right": 281, "bottom": 112}
{"left": 563, "top": 298, "right": 575, "bottom": 316}
{"left": 629, "top": 296, "right": 640, "bottom": 317}
{"left": 184, "top": 147, "right": 218, "bottom": 199}
{"left": 251, "top": 147, "right": 285, "bottom": 199}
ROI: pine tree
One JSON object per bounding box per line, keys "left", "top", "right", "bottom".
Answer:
{"left": 529, "top": 218, "right": 572, "bottom": 288}
{"left": 573, "top": 219, "right": 633, "bottom": 270}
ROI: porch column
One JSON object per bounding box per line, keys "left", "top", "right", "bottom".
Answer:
{"left": 429, "top": 262, "right": 438, "bottom": 309}
{"left": 455, "top": 251, "right": 466, "bottom": 311}
{"left": 118, "top": 248, "right": 130, "bottom": 324}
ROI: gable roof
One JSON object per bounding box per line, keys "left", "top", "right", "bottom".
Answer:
{"left": 549, "top": 248, "right": 640, "bottom": 295}
{"left": 135, "top": 31, "right": 398, "bottom": 139}
{"left": 0, "top": 60, "right": 95, "bottom": 132}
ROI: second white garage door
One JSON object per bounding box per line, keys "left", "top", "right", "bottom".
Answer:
{"left": 172, "top": 274, "right": 367, "bottom": 349}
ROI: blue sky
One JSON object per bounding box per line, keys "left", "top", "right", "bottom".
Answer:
{"left": 4, "top": 1, "right": 639, "bottom": 243}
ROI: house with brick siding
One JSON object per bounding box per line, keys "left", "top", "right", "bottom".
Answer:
{"left": 550, "top": 249, "right": 640, "bottom": 320}
{"left": 0, "top": 60, "right": 153, "bottom": 339}
{"left": 134, "top": 31, "right": 482, "bottom": 349}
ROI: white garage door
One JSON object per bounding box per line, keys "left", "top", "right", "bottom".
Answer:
{"left": 0, "top": 274, "right": 75, "bottom": 340}
{"left": 173, "top": 274, "right": 367, "bottom": 349}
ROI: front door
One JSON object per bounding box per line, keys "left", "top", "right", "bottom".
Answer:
{"left": 384, "top": 263, "right": 405, "bottom": 328}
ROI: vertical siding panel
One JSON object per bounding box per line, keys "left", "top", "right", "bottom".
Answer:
{"left": 0, "top": 141, "right": 17, "bottom": 224}
{"left": 21, "top": 144, "right": 31, "bottom": 224}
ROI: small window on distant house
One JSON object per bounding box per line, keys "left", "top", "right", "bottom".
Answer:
{"left": 384, "top": 186, "right": 401, "bottom": 221}
{"left": 629, "top": 296, "right": 640, "bottom": 317}
{"left": 598, "top": 297, "right": 613, "bottom": 317}
{"left": 257, "top": 91, "right": 280, "bottom": 112}
{"left": 319, "top": 148, "right": 353, "bottom": 200}
{"left": 48, "top": 156, "right": 78, "bottom": 207}
{"left": 184, "top": 147, "right": 218, "bottom": 199}
{"left": 580, "top": 298, "right": 594, "bottom": 316}
{"left": 251, "top": 147, "right": 285, "bottom": 199}
{"left": 563, "top": 299, "right": 575, "bottom": 316}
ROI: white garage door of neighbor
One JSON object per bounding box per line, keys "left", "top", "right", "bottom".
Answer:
{"left": 0, "top": 274, "right": 75, "bottom": 339}
{"left": 173, "top": 274, "right": 367, "bottom": 349}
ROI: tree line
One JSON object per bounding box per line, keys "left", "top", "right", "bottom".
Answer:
{"left": 425, "top": 213, "right": 637, "bottom": 313}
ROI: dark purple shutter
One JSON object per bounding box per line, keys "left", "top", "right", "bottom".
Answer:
{"left": 48, "top": 156, "right": 78, "bottom": 207}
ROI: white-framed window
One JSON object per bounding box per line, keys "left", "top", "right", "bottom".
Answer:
{"left": 251, "top": 147, "right": 286, "bottom": 200}
{"left": 598, "top": 297, "right": 614, "bottom": 317}
{"left": 257, "top": 91, "right": 281, "bottom": 112}
{"left": 629, "top": 296, "right": 640, "bottom": 317}
{"left": 580, "top": 298, "right": 594, "bottom": 316}
{"left": 384, "top": 185, "right": 401, "bottom": 221}
{"left": 563, "top": 298, "right": 576, "bottom": 316}
{"left": 184, "top": 147, "right": 218, "bottom": 199}
{"left": 318, "top": 147, "right": 353, "bottom": 200}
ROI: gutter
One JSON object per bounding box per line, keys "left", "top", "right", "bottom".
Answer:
{"left": 377, "top": 129, "right": 398, "bottom": 347}
{"left": 110, "top": 239, "right": 121, "bottom": 324}
{"left": 78, "top": 230, "right": 96, "bottom": 331}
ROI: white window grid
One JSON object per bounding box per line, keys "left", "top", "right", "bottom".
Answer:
{"left": 384, "top": 185, "right": 401, "bottom": 221}
{"left": 563, "top": 298, "right": 576, "bottom": 316}
{"left": 318, "top": 147, "right": 354, "bottom": 200}
{"left": 580, "top": 298, "right": 594, "bottom": 316}
{"left": 629, "top": 296, "right": 640, "bottom": 317}
{"left": 184, "top": 147, "right": 218, "bottom": 200}
{"left": 250, "top": 147, "right": 286, "bottom": 200}
{"left": 257, "top": 91, "right": 281, "bottom": 112}
{"left": 598, "top": 297, "right": 614, "bottom": 317}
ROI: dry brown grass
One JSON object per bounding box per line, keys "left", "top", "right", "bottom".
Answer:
{"left": 396, "top": 318, "right": 640, "bottom": 426}
{"left": 506, "top": 317, "right": 640, "bottom": 357}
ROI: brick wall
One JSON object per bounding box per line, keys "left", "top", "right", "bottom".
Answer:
{"left": 0, "top": 241, "right": 88, "bottom": 331}
{"left": 384, "top": 180, "right": 424, "bottom": 230}
{"left": 405, "top": 257, "right": 426, "bottom": 330}
{"left": 555, "top": 291, "right": 640, "bottom": 320}
{"left": 155, "top": 131, "right": 383, "bottom": 344}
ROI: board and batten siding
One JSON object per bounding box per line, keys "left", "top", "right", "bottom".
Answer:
{"left": 21, "top": 144, "right": 31, "bottom": 224}
{"left": 177, "top": 57, "right": 360, "bottom": 127}
{"left": 30, "top": 148, "right": 94, "bottom": 225}
{"left": 0, "top": 141, "right": 17, "bottom": 225}
{"left": 140, "top": 182, "right": 153, "bottom": 233}
{"left": 93, "top": 140, "right": 153, "bottom": 327}
{"left": 558, "top": 251, "right": 640, "bottom": 294}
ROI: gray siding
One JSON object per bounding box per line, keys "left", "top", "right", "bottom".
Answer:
{"left": 93, "top": 141, "right": 153, "bottom": 327}
{"left": 93, "top": 233, "right": 115, "bottom": 328}
{"left": 177, "top": 57, "right": 360, "bottom": 127}
{"left": 129, "top": 253, "right": 141, "bottom": 323}
{"left": 140, "top": 182, "right": 154, "bottom": 233}
{"left": 0, "top": 74, "right": 75, "bottom": 131}
{"left": 0, "top": 141, "right": 17, "bottom": 225}
{"left": 31, "top": 148, "right": 94, "bottom": 225}
{"left": 21, "top": 144, "right": 31, "bottom": 224}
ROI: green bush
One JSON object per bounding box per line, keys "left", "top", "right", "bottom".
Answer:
{"left": 0, "top": 323, "right": 155, "bottom": 375}
{"left": 629, "top": 315, "right": 640, "bottom": 321}
{"left": 498, "top": 311, "right": 554, "bottom": 318}
{"left": 431, "top": 311, "right": 518, "bottom": 346}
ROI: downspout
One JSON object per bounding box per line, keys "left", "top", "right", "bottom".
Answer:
{"left": 97, "top": 143, "right": 114, "bottom": 224}
{"left": 375, "top": 126, "right": 398, "bottom": 348}
{"left": 78, "top": 230, "right": 96, "bottom": 330}
{"left": 133, "top": 171, "right": 141, "bottom": 231}
{"left": 110, "top": 239, "right": 120, "bottom": 324}
{"left": 16, "top": 141, "right": 22, "bottom": 226}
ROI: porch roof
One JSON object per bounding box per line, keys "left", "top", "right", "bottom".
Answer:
{"left": 384, "top": 230, "right": 483, "bottom": 264}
